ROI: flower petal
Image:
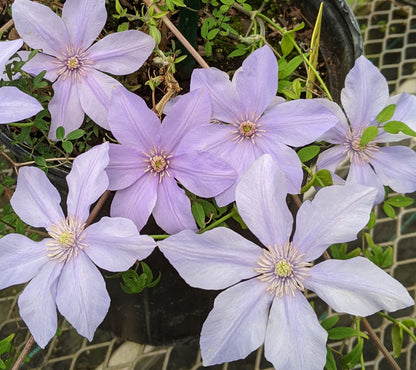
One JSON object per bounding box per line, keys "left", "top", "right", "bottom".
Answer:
{"left": 256, "top": 137, "right": 303, "bottom": 194}
{"left": 262, "top": 98, "right": 338, "bottom": 147}
{"left": 110, "top": 174, "right": 158, "bottom": 232}
{"left": 173, "top": 151, "right": 236, "bottom": 198}
{"left": 106, "top": 143, "right": 146, "bottom": 190}
{"left": 11, "top": 166, "right": 64, "bottom": 229}
{"left": 160, "top": 89, "right": 211, "bottom": 153}
{"left": 158, "top": 228, "right": 262, "bottom": 290}
{"left": 0, "top": 39, "right": 22, "bottom": 73}
{"left": 88, "top": 30, "right": 154, "bottom": 74}
{"left": 236, "top": 154, "right": 292, "bottom": 247}
{"left": 233, "top": 45, "right": 277, "bottom": 115}
{"left": 0, "top": 235, "right": 49, "bottom": 289}
{"left": 371, "top": 146, "right": 416, "bottom": 194}
{"left": 66, "top": 142, "right": 109, "bottom": 222}
{"left": 55, "top": 251, "right": 110, "bottom": 341}
{"left": 18, "top": 261, "right": 62, "bottom": 348}
{"left": 78, "top": 69, "right": 121, "bottom": 130}
{"left": 0, "top": 86, "right": 42, "bottom": 123}
{"left": 21, "top": 52, "right": 59, "bottom": 82}
{"left": 152, "top": 177, "right": 197, "bottom": 233}
{"left": 84, "top": 217, "right": 156, "bottom": 271}
{"left": 200, "top": 278, "right": 273, "bottom": 366}
{"left": 264, "top": 292, "right": 327, "bottom": 370}
{"left": 190, "top": 67, "right": 240, "bottom": 122}
{"left": 346, "top": 162, "right": 385, "bottom": 205}
{"left": 48, "top": 77, "right": 84, "bottom": 140}
{"left": 62, "top": 0, "right": 106, "bottom": 49}
{"left": 108, "top": 85, "right": 160, "bottom": 147}
{"left": 12, "top": 0, "right": 69, "bottom": 56}
{"left": 305, "top": 257, "right": 414, "bottom": 316}
{"left": 341, "top": 56, "right": 389, "bottom": 129}
{"left": 293, "top": 184, "right": 377, "bottom": 261}
{"left": 316, "top": 145, "right": 347, "bottom": 173}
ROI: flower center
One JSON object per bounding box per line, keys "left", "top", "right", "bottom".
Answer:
{"left": 230, "top": 112, "right": 265, "bottom": 144}
{"left": 255, "top": 242, "right": 311, "bottom": 297}
{"left": 144, "top": 146, "right": 172, "bottom": 182}
{"left": 55, "top": 46, "right": 93, "bottom": 83}
{"left": 46, "top": 215, "right": 87, "bottom": 263}
{"left": 343, "top": 127, "right": 379, "bottom": 165}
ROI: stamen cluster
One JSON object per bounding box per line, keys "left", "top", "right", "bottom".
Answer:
{"left": 343, "top": 126, "right": 380, "bottom": 165}
{"left": 230, "top": 112, "right": 265, "bottom": 144}
{"left": 55, "top": 45, "right": 93, "bottom": 83}
{"left": 46, "top": 215, "right": 87, "bottom": 263}
{"left": 255, "top": 242, "right": 311, "bottom": 297}
{"left": 144, "top": 145, "right": 173, "bottom": 182}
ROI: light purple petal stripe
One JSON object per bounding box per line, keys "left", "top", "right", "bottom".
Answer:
{"left": 305, "top": 257, "right": 414, "bottom": 316}
{"left": 0, "top": 39, "right": 22, "bottom": 73}
{"left": 11, "top": 166, "right": 64, "bottom": 229}
{"left": 293, "top": 184, "right": 377, "bottom": 261}
{"left": 200, "top": 278, "right": 273, "bottom": 366}
{"left": 56, "top": 252, "right": 110, "bottom": 341}
{"left": 264, "top": 292, "right": 327, "bottom": 370}
{"left": 12, "top": 0, "right": 69, "bottom": 56}
{"left": 84, "top": 217, "right": 156, "bottom": 271}
{"left": 0, "top": 86, "right": 42, "bottom": 123}
{"left": 158, "top": 228, "right": 262, "bottom": 290}
{"left": 18, "top": 261, "right": 62, "bottom": 348}
{"left": 62, "top": 0, "right": 107, "bottom": 49}
{"left": 88, "top": 30, "right": 155, "bottom": 75}
{"left": 66, "top": 142, "right": 109, "bottom": 222}
{"left": 236, "top": 154, "right": 293, "bottom": 248}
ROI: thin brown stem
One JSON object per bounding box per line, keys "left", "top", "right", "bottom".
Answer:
{"left": 11, "top": 335, "right": 34, "bottom": 370}
{"left": 0, "top": 19, "right": 14, "bottom": 34}
{"left": 85, "top": 190, "right": 111, "bottom": 227}
{"left": 143, "top": 0, "right": 210, "bottom": 69}
{"left": 361, "top": 317, "right": 401, "bottom": 370}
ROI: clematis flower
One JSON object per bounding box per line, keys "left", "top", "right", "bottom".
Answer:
{"left": 158, "top": 154, "right": 413, "bottom": 369}
{"left": 0, "top": 39, "right": 42, "bottom": 123}
{"left": 0, "top": 143, "right": 156, "bottom": 348}
{"left": 317, "top": 55, "right": 416, "bottom": 204}
{"left": 188, "top": 45, "right": 338, "bottom": 205}
{"left": 106, "top": 87, "right": 236, "bottom": 234}
{"left": 12, "top": 0, "right": 155, "bottom": 139}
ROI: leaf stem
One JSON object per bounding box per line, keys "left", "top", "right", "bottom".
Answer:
{"left": 11, "top": 335, "right": 34, "bottom": 370}
{"left": 199, "top": 206, "right": 238, "bottom": 233}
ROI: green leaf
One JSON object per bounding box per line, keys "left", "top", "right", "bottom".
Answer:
{"left": 232, "top": 204, "right": 247, "bottom": 230}
{"left": 385, "top": 195, "right": 414, "bottom": 208}
{"left": 327, "top": 327, "right": 368, "bottom": 340}
{"left": 33, "top": 70, "right": 47, "bottom": 88}
{"left": 315, "top": 169, "right": 333, "bottom": 187}
{"left": 329, "top": 243, "right": 361, "bottom": 260}
{"left": 34, "top": 156, "right": 47, "bottom": 168}
{"left": 62, "top": 140, "right": 73, "bottom": 154}
{"left": 325, "top": 347, "right": 337, "bottom": 370}
{"left": 207, "top": 28, "right": 220, "bottom": 40}
{"left": 65, "top": 129, "right": 86, "bottom": 141}
{"left": 383, "top": 202, "right": 396, "bottom": 219}
{"left": 120, "top": 270, "right": 146, "bottom": 294}
{"left": 281, "top": 32, "right": 295, "bottom": 56}
{"left": 297, "top": 145, "right": 320, "bottom": 163}
{"left": 342, "top": 339, "right": 364, "bottom": 369}
{"left": 401, "top": 318, "right": 416, "bottom": 328}
{"left": 391, "top": 324, "right": 403, "bottom": 358}
{"left": 367, "top": 211, "right": 376, "bottom": 230}
{"left": 377, "top": 104, "right": 396, "bottom": 123}
{"left": 55, "top": 126, "right": 65, "bottom": 141}
{"left": 117, "top": 22, "right": 129, "bottom": 32}
{"left": 321, "top": 315, "right": 339, "bottom": 330}
{"left": 0, "top": 334, "right": 14, "bottom": 355}
{"left": 383, "top": 120, "right": 416, "bottom": 137}
{"left": 191, "top": 202, "right": 206, "bottom": 228}
{"left": 278, "top": 54, "right": 304, "bottom": 80}
{"left": 359, "top": 126, "right": 378, "bottom": 147}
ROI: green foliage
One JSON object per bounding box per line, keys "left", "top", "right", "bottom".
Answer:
{"left": 297, "top": 145, "right": 320, "bottom": 163}
{"left": 382, "top": 195, "right": 414, "bottom": 219}
{"left": 383, "top": 121, "right": 416, "bottom": 137}
{"left": 377, "top": 104, "right": 396, "bottom": 123}
{"left": 0, "top": 334, "right": 15, "bottom": 369}
{"left": 364, "top": 233, "right": 393, "bottom": 268}
{"left": 359, "top": 126, "right": 378, "bottom": 147}
{"left": 329, "top": 243, "right": 361, "bottom": 260}
{"left": 301, "top": 169, "right": 333, "bottom": 193}
{"left": 120, "top": 262, "right": 161, "bottom": 294}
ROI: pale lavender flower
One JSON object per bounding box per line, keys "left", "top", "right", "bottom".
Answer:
{"left": 12, "top": 0, "right": 155, "bottom": 139}
{"left": 106, "top": 87, "right": 236, "bottom": 234}
{"left": 188, "top": 45, "right": 338, "bottom": 205}
{"left": 0, "top": 39, "right": 42, "bottom": 122}
{"left": 0, "top": 143, "right": 156, "bottom": 348}
{"left": 317, "top": 55, "right": 416, "bottom": 204}
{"left": 158, "top": 154, "right": 413, "bottom": 369}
